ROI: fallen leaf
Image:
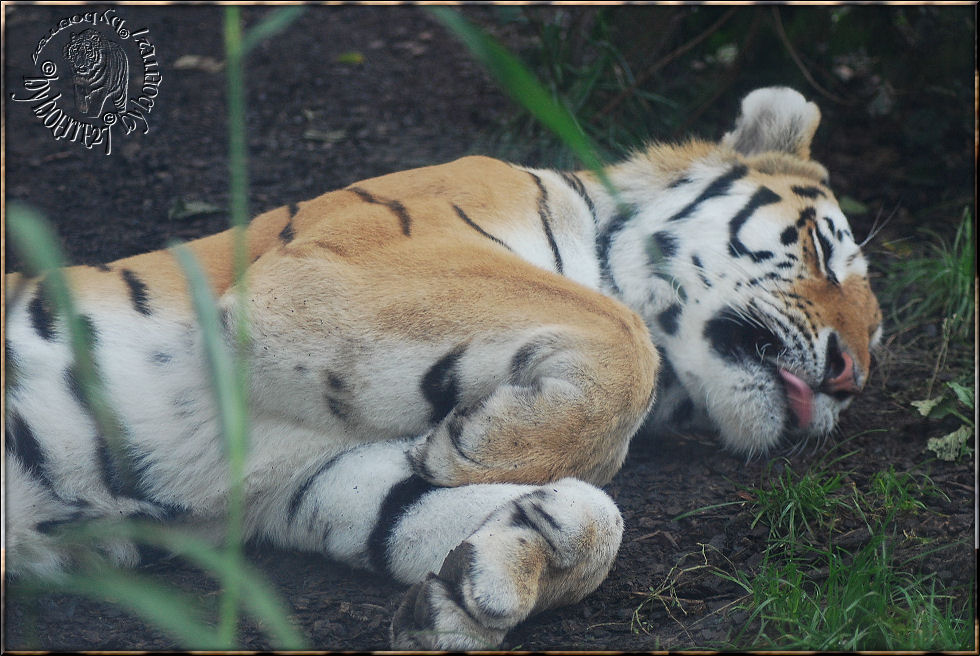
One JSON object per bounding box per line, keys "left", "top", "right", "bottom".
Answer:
{"left": 168, "top": 198, "right": 224, "bottom": 221}
{"left": 173, "top": 54, "right": 224, "bottom": 73}
{"left": 335, "top": 51, "right": 365, "bottom": 65}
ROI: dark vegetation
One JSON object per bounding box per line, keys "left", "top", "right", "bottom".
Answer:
{"left": 4, "top": 4, "right": 975, "bottom": 651}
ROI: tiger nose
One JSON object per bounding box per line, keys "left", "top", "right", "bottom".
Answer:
{"left": 821, "top": 337, "right": 861, "bottom": 396}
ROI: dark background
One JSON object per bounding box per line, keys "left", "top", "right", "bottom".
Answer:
{"left": 4, "top": 4, "right": 975, "bottom": 650}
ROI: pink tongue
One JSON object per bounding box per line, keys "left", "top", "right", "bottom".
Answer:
{"left": 778, "top": 369, "right": 814, "bottom": 428}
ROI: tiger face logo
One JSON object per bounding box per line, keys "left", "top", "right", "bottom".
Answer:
{"left": 11, "top": 8, "right": 161, "bottom": 154}
{"left": 64, "top": 28, "right": 129, "bottom": 118}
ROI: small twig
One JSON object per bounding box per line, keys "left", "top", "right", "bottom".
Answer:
{"left": 770, "top": 6, "right": 853, "bottom": 106}
{"left": 596, "top": 7, "right": 737, "bottom": 119}
{"left": 631, "top": 530, "right": 680, "bottom": 547}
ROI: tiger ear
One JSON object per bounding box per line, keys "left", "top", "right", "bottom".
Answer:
{"left": 722, "top": 87, "right": 821, "bottom": 160}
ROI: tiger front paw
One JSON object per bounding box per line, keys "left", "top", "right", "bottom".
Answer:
{"left": 389, "top": 570, "right": 507, "bottom": 650}
{"left": 407, "top": 409, "right": 495, "bottom": 487}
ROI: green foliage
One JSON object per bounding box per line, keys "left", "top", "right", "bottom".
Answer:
{"left": 868, "top": 466, "right": 944, "bottom": 513}
{"left": 479, "top": 7, "right": 669, "bottom": 165}
{"left": 472, "top": 5, "right": 973, "bottom": 174}
{"left": 730, "top": 457, "right": 969, "bottom": 650}
{"left": 636, "top": 444, "right": 970, "bottom": 650}
{"left": 745, "top": 453, "right": 854, "bottom": 542}
{"left": 914, "top": 380, "right": 975, "bottom": 463}
{"left": 734, "top": 536, "right": 973, "bottom": 650}
{"left": 884, "top": 207, "right": 975, "bottom": 341}
{"left": 430, "top": 7, "right": 610, "bottom": 188}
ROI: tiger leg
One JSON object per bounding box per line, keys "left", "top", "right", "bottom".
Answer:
{"left": 399, "top": 309, "right": 659, "bottom": 490}
{"left": 388, "top": 477, "right": 623, "bottom": 650}
{"left": 252, "top": 439, "right": 622, "bottom": 650}
{"left": 4, "top": 451, "right": 181, "bottom": 578}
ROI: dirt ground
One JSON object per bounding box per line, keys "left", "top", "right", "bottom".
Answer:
{"left": 3, "top": 5, "right": 975, "bottom": 651}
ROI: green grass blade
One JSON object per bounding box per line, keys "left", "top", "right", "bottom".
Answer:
{"left": 176, "top": 541, "right": 307, "bottom": 648}
{"left": 170, "top": 242, "right": 249, "bottom": 644}
{"left": 132, "top": 523, "right": 307, "bottom": 649}
{"left": 24, "top": 569, "right": 224, "bottom": 649}
{"left": 169, "top": 245, "right": 248, "bottom": 476}
{"left": 241, "top": 6, "right": 307, "bottom": 54}
{"left": 429, "top": 7, "right": 615, "bottom": 195}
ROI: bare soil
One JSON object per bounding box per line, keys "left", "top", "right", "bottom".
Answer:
{"left": 3, "top": 5, "right": 975, "bottom": 651}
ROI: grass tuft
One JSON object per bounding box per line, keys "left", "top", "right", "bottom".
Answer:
{"left": 728, "top": 458, "right": 970, "bottom": 650}
{"left": 883, "top": 207, "right": 975, "bottom": 341}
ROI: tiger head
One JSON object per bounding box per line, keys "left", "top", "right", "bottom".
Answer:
{"left": 64, "top": 28, "right": 106, "bottom": 76}
{"left": 603, "top": 87, "right": 882, "bottom": 455}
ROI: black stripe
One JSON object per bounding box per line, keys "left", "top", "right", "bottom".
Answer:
{"left": 650, "top": 231, "right": 678, "bottom": 260}
{"left": 325, "top": 371, "right": 348, "bottom": 391}
{"left": 421, "top": 344, "right": 466, "bottom": 424}
{"left": 326, "top": 396, "right": 353, "bottom": 421}
{"left": 64, "top": 365, "right": 86, "bottom": 407}
{"left": 28, "top": 283, "right": 56, "bottom": 341}
{"left": 691, "top": 254, "right": 711, "bottom": 288}
{"left": 780, "top": 226, "right": 798, "bottom": 245}
{"left": 656, "top": 355, "right": 677, "bottom": 391}
{"left": 435, "top": 542, "right": 488, "bottom": 625}
{"left": 668, "top": 175, "right": 693, "bottom": 189}
{"left": 791, "top": 185, "right": 826, "bottom": 199}
{"left": 672, "top": 398, "right": 695, "bottom": 425}
{"left": 814, "top": 227, "right": 839, "bottom": 284}
{"left": 668, "top": 165, "right": 748, "bottom": 222}
{"left": 510, "top": 503, "right": 558, "bottom": 554}
{"left": 796, "top": 207, "right": 816, "bottom": 227}
{"left": 94, "top": 432, "right": 126, "bottom": 497}
{"left": 824, "top": 216, "right": 838, "bottom": 235}
{"left": 367, "top": 475, "right": 437, "bottom": 574}
{"left": 279, "top": 220, "right": 295, "bottom": 243}
{"left": 348, "top": 187, "right": 412, "bottom": 237}
{"left": 6, "top": 412, "right": 58, "bottom": 493}
{"left": 287, "top": 453, "right": 344, "bottom": 524}
{"left": 510, "top": 339, "right": 544, "bottom": 385}
{"left": 37, "top": 509, "right": 87, "bottom": 535}
{"left": 529, "top": 173, "right": 564, "bottom": 274}
{"left": 65, "top": 365, "right": 145, "bottom": 499}
{"left": 452, "top": 204, "right": 510, "bottom": 251}
{"left": 323, "top": 370, "right": 354, "bottom": 421}
{"left": 657, "top": 303, "right": 683, "bottom": 335}
{"left": 529, "top": 501, "right": 561, "bottom": 531}
{"left": 93, "top": 263, "right": 112, "bottom": 272}
{"left": 445, "top": 412, "right": 483, "bottom": 466}
{"left": 78, "top": 314, "right": 99, "bottom": 347}
{"left": 559, "top": 171, "right": 598, "bottom": 224}
{"left": 728, "top": 187, "right": 782, "bottom": 262}
{"left": 121, "top": 269, "right": 152, "bottom": 316}
{"left": 596, "top": 206, "right": 635, "bottom": 294}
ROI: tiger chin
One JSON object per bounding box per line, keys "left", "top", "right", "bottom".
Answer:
{"left": 3, "top": 86, "right": 880, "bottom": 649}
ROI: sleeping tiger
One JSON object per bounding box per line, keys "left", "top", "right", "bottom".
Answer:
{"left": 3, "top": 87, "right": 881, "bottom": 649}
{"left": 63, "top": 28, "right": 129, "bottom": 118}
